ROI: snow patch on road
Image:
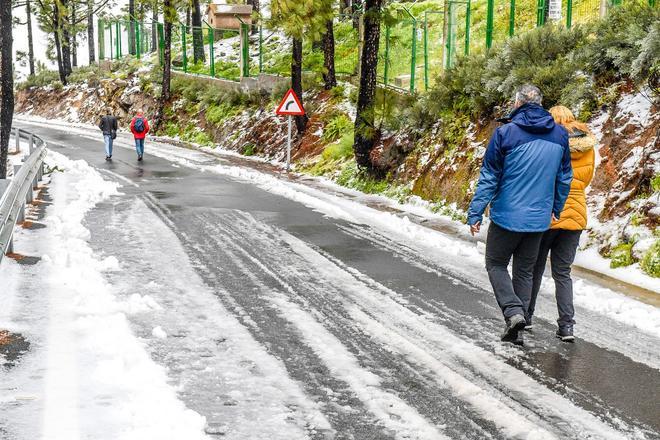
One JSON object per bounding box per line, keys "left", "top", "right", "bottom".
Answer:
{"left": 0, "top": 151, "right": 209, "bottom": 440}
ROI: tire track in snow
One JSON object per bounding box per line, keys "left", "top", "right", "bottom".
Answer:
{"left": 204, "top": 210, "right": 639, "bottom": 439}
{"left": 142, "top": 206, "right": 400, "bottom": 439}
{"left": 278, "top": 230, "right": 646, "bottom": 440}
{"left": 339, "top": 223, "right": 660, "bottom": 370}
{"left": 87, "top": 196, "right": 333, "bottom": 440}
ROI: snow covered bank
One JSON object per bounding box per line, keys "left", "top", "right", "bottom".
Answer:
{"left": 0, "top": 151, "right": 209, "bottom": 440}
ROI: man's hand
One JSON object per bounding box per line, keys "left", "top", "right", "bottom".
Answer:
{"left": 552, "top": 213, "right": 559, "bottom": 223}
{"left": 470, "top": 221, "right": 481, "bottom": 236}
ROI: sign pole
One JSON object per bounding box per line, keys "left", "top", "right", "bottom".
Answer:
{"left": 275, "top": 88, "right": 305, "bottom": 173}
{"left": 287, "top": 115, "right": 292, "bottom": 171}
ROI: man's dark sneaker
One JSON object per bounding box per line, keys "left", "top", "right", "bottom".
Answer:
{"left": 138, "top": 155, "right": 143, "bottom": 161}
{"left": 513, "top": 331, "right": 524, "bottom": 346}
{"left": 524, "top": 316, "right": 533, "bottom": 331}
{"left": 556, "top": 326, "right": 575, "bottom": 342}
{"left": 105, "top": 156, "right": 111, "bottom": 161}
{"left": 501, "top": 314, "right": 526, "bottom": 343}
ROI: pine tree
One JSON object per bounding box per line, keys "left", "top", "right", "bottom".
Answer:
{"left": 353, "top": 0, "right": 381, "bottom": 172}
{"left": 154, "top": 0, "right": 179, "bottom": 130}
{"left": 0, "top": 0, "right": 13, "bottom": 179}
{"left": 191, "top": 0, "right": 204, "bottom": 63}
{"left": 270, "top": 0, "right": 333, "bottom": 135}
{"left": 321, "top": 18, "right": 336, "bottom": 90}
{"left": 87, "top": 0, "right": 95, "bottom": 63}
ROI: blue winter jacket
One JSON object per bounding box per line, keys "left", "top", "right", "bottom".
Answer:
{"left": 467, "top": 103, "right": 573, "bottom": 233}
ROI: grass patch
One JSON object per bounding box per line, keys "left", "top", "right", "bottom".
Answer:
{"left": 322, "top": 114, "right": 353, "bottom": 143}
{"left": 641, "top": 240, "right": 660, "bottom": 278}
{"left": 609, "top": 242, "right": 635, "bottom": 269}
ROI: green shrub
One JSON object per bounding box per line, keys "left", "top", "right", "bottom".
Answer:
{"left": 641, "top": 240, "right": 660, "bottom": 278}
{"left": 322, "top": 132, "right": 354, "bottom": 161}
{"left": 651, "top": 174, "right": 660, "bottom": 193}
{"left": 322, "top": 114, "right": 353, "bottom": 143}
{"left": 242, "top": 144, "right": 256, "bottom": 156}
{"left": 206, "top": 102, "right": 238, "bottom": 125}
{"left": 16, "top": 69, "right": 60, "bottom": 90}
{"left": 609, "top": 242, "right": 635, "bottom": 269}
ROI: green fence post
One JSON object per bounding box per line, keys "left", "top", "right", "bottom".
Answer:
{"left": 181, "top": 24, "right": 187, "bottom": 72}
{"left": 486, "top": 0, "right": 494, "bottom": 50}
{"left": 465, "top": 0, "right": 471, "bottom": 55}
{"left": 383, "top": 25, "right": 390, "bottom": 87}
{"left": 157, "top": 22, "right": 164, "bottom": 65}
{"left": 259, "top": 25, "right": 264, "bottom": 73}
{"left": 423, "top": 14, "right": 429, "bottom": 91}
{"left": 98, "top": 18, "right": 105, "bottom": 60}
{"left": 241, "top": 22, "right": 250, "bottom": 77}
{"left": 108, "top": 23, "right": 113, "bottom": 60}
{"left": 509, "top": 0, "right": 516, "bottom": 37}
{"left": 136, "top": 20, "right": 141, "bottom": 59}
{"left": 445, "top": 5, "right": 453, "bottom": 70}
{"left": 566, "top": 0, "right": 573, "bottom": 27}
{"left": 537, "top": 0, "right": 547, "bottom": 26}
{"left": 115, "top": 21, "right": 120, "bottom": 58}
{"left": 208, "top": 24, "right": 215, "bottom": 77}
{"left": 410, "top": 20, "right": 417, "bottom": 94}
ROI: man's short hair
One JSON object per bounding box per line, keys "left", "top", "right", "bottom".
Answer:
{"left": 514, "top": 84, "right": 543, "bottom": 106}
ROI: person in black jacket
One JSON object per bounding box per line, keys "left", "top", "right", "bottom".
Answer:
{"left": 99, "top": 109, "right": 118, "bottom": 161}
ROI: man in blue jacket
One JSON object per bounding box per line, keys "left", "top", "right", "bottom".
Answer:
{"left": 467, "top": 84, "right": 572, "bottom": 345}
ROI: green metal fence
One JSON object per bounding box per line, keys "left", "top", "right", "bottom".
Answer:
{"left": 98, "top": 0, "right": 657, "bottom": 94}
{"left": 98, "top": 18, "right": 158, "bottom": 61}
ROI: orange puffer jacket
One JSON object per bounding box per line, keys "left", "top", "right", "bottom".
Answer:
{"left": 551, "top": 131, "right": 596, "bottom": 230}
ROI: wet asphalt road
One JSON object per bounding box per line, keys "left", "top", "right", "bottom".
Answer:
{"left": 14, "top": 120, "right": 660, "bottom": 439}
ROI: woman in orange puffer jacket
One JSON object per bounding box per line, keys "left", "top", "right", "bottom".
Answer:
{"left": 527, "top": 106, "right": 596, "bottom": 342}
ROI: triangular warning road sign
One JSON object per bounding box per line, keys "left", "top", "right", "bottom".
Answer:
{"left": 276, "top": 88, "right": 305, "bottom": 116}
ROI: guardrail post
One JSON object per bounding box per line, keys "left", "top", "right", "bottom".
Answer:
{"left": 0, "top": 179, "right": 9, "bottom": 199}
{"left": 0, "top": 178, "right": 11, "bottom": 255}
{"left": 29, "top": 134, "right": 34, "bottom": 154}
{"left": 15, "top": 128, "right": 20, "bottom": 153}
{"left": 13, "top": 166, "right": 26, "bottom": 224}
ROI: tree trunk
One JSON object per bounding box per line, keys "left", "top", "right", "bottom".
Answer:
{"left": 191, "top": 0, "right": 204, "bottom": 63}
{"left": 341, "top": 0, "right": 351, "bottom": 15}
{"left": 186, "top": 5, "right": 191, "bottom": 28}
{"left": 352, "top": 0, "right": 362, "bottom": 29}
{"left": 129, "top": 0, "right": 136, "bottom": 55}
{"left": 353, "top": 0, "right": 381, "bottom": 172}
{"left": 247, "top": 0, "right": 260, "bottom": 13}
{"left": 151, "top": 4, "right": 158, "bottom": 52}
{"left": 291, "top": 37, "right": 307, "bottom": 135}
{"left": 247, "top": 0, "right": 259, "bottom": 34}
{"left": 155, "top": 0, "right": 172, "bottom": 131}
{"left": 87, "top": 0, "right": 95, "bottom": 63}
{"left": 0, "top": 0, "right": 13, "bottom": 179}
{"left": 26, "top": 0, "right": 35, "bottom": 75}
{"left": 71, "top": 4, "right": 77, "bottom": 67}
{"left": 53, "top": 2, "right": 67, "bottom": 84}
{"left": 322, "top": 20, "right": 337, "bottom": 90}
{"left": 60, "top": 0, "right": 72, "bottom": 78}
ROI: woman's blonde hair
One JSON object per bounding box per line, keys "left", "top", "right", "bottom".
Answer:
{"left": 549, "top": 105, "right": 590, "bottom": 135}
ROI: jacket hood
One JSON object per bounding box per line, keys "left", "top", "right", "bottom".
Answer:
{"left": 509, "top": 103, "right": 556, "bottom": 134}
{"left": 568, "top": 130, "right": 596, "bottom": 153}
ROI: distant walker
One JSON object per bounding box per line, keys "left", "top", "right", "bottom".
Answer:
{"left": 130, "top": 110, "right": 150, "bottom": 162}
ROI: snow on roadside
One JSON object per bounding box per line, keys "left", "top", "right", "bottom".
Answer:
{"left": 0, "top": 151, "right": 209, "bottom": 440}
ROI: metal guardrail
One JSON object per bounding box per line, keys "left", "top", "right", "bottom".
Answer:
{"left": 0, "top": 128, "right": 47, "bottom": 263}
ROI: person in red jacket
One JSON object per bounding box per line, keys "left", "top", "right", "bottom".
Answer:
{"left": 129, "top": 110, "right": 150, "bottom": 161}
